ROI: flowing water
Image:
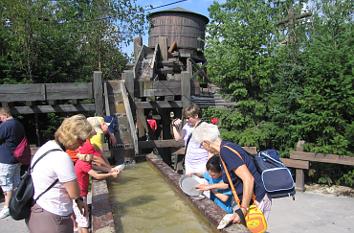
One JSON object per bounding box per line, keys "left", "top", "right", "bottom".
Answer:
{"left": 109, "top": 162, "right": 217, "bottom": 233}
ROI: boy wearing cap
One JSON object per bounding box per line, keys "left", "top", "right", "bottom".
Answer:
{"left": 74, "top": 146, "right": 119, "bottom": 233}
{"left": 86, "top": 117, "right": 120, "bottom": 172}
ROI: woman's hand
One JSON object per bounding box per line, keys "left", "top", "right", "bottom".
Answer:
{"left": 172, "top": 118, "right": 182, "bottom": 128}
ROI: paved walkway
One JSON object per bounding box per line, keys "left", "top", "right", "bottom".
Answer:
{"left": 1, "top": 191, "right": 353, "bottom": 233}
{"left": 268, "top": 191, "right": 354, "bottom": 233}
{"left": 0, "top": 202, "right": 27, "bottom": 233}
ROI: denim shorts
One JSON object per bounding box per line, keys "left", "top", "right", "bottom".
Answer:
{"left": 0, "top": 163, "right": 21, "bottom": 192}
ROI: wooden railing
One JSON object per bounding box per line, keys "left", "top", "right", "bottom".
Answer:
{"left": 287, "top": 141, "right": 354, "bottom": 191}
{"left": 0, "top": 72, "right": 104, "bottom": 116}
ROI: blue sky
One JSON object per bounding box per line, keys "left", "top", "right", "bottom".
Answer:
{"left": 122, "top": 0, "right": 225, "bottom": 55}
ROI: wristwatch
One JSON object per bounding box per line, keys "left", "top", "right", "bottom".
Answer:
{"left": 75, "top": 197, "right": 83, "bottom": 204}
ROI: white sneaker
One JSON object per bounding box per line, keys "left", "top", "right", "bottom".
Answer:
{"left": 0, "top": 207, "right": 10, "bottom": 219}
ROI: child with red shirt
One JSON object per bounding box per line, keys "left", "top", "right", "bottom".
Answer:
{"left": 73, "top": 144, "right": 119, "bottom": 233}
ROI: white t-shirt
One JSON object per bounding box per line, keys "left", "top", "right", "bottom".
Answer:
{"left": 182, "top": 123, "right": 209, "bottom": 174}
{"left": 31, "top": 140, "right": 77, "bottom": 216}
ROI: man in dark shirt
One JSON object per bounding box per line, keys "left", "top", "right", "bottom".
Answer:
{"left": 0, "top": 107, "right": 26, "bottom": 219}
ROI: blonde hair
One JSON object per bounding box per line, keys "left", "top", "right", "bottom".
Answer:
{"left": 55, "top": 114, "right": 93, "bottom": 150}
{"left": 0, "top": 107, "right": 11, "bottom": 117}
{"left": 192, "top": 122, "right": 221, "bottom": 144}
{"left": 87, "top": 116, "right": 104, "bottom": 134}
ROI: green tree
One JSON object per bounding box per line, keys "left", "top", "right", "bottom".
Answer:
{"left": 205, "top": 0, "right": 278, "bottom": 148}
{"left": 0, "top": 0, "right": 145, "bottom": 83}
{"left": 296, "top": 0, "right": 354, "bottom": 155}
{"left": 205, "top": 0, "right": 353, "bottom": 156}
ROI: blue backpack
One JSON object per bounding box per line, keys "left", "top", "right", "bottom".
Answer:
{"left": 254, "top": 149, "right": 296, "bottom": 199}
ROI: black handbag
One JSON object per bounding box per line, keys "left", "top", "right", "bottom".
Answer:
{"left": 9, "top": 149, "right": 61, "bottom": 220}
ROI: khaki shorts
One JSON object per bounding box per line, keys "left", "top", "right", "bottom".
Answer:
{"left": 0, "top": 163, "right": 20, "bottom": 192}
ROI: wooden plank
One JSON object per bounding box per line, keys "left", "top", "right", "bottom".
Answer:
{"left": 135, "top": 101, "right": 183, "bottom": 109}
{"left": 11, "top": 104, "right": 95, "bottom": 114}
{"left": 120, "top": 80, "right": 139, "bottom": 155}
{"left": 135, "top": 80, "right": 182, "bottom": 97}
{"left": 0, "top": 84, "right": 46, "bottom": 102}
{"left": 280, "top": 158, "right": 309, "bottom": 169}
{"left": 139, "top": 140, "right": 184, "bottom": 149}
{"left": 168, "top": 41, "right": 177, "bottom": 53}
{"left": 122, "top": 71, "right": 134, "bottom": 97}
{"left": 150, "top": 44, "right": 159, "bottom": 69}
{"left": 290, "top": 151, "right": 354, "bottom": 166}
{"left": 136, "top": 108, "right": 148, "bottom": 138}
{"left": 93, "top": 71, "right": 104, "bottom": 116}
{"left": 158, "top": 36, "right": 168, "bottom": 61}
{"left": 46, "top": 83, "right": 93, "bottom": 100}
{"left": 180, "top": 71, "right": 191, "bottom": 107}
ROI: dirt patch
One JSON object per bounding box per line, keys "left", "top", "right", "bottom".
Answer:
{"left": 305, "top": 184, "right": 354, "bottom": 197}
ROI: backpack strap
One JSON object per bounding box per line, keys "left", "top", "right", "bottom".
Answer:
{"left": 185, "top": 120, "right": 203, "bottom": 152}
{"left": 30, "top": 148, "right": 62, "bottom": 202}
{"left": 30, "top": 148, "right": 62, "bottom": 170}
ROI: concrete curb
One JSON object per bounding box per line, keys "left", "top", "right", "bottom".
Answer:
{"left": 91, "top": 180, "right": 115, "bottom": 233}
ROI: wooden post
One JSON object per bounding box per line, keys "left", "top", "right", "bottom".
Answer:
{"left": 122, "top": 71, "right": 134, "bottom": 97}
{"left": 158, "top": 36, "right": 168, "bottom": 61}
{"left": 181, "top": 71, "right": 191, "bottom": 108}
{"left": 295, "top": 140, "right": 306, "bottom": 192}
{"left": 93, "top": 71, "right": 104, "bottom": 116}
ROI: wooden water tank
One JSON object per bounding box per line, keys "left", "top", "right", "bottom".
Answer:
{"left": 148, "top": 7, "right": 209, "bottom": 50}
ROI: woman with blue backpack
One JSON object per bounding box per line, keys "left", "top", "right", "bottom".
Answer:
{"left": 192, "top": 123, "right": 272, "bottom": 228}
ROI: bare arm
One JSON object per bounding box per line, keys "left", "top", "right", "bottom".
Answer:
{"left": 63, "top": 179, "right": 87, "bottom": 216}
{"left": 196, "top": 182, "right": 229, "bottom": 191}
{"left": 171, "top": 118, "right": 183, "bottom": 141}
{"left": 234, "top": 164, "right": 254, "bottom": 209}
{"left": 212, "top": 190, "right": 230, "bottom": 203}
{"left": 107, "top": 132, "right": 117, "bottom": 145}
{"left": 62, "top": 179, "right": 81, "bottom": 199}
{"left": 88, "top": 169, "right": 119, "bottom": 180}
{"left": 230, "top": 164, "right": 254, "bottom": 223}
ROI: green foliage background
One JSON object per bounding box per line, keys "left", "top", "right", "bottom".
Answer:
{"left": 0, "top": 0, "right": 145, "bottom": 83}
{"left": 204, "top": 0, "right": 353, "bottom": 186}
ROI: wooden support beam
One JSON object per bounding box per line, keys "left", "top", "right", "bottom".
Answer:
{"left": 135, "top": 101, "right": 183, "bottom": 109}
{"left": 93, "top": 71, "right": 104, "bottom": 116}
{"left": 120, "top": 80, "right": 139, "bottom": 155}
{"left": 295, "top": 169, "right": 305, "bottom": 192}
{"left": 158, "top": 36, "right": 168, "bottom": 61}
{"left": 180, "top": 72, "right": 191, "bottom": 107}
{"left": 11, "top": 104, "right": 95, "bottom": 114}
{"left": 0, "top": 84, "right": 46, "bottom": 102}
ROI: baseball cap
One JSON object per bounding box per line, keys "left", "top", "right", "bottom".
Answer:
{"left": 104, "top": 115, "right": 116, "bottom": 133}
